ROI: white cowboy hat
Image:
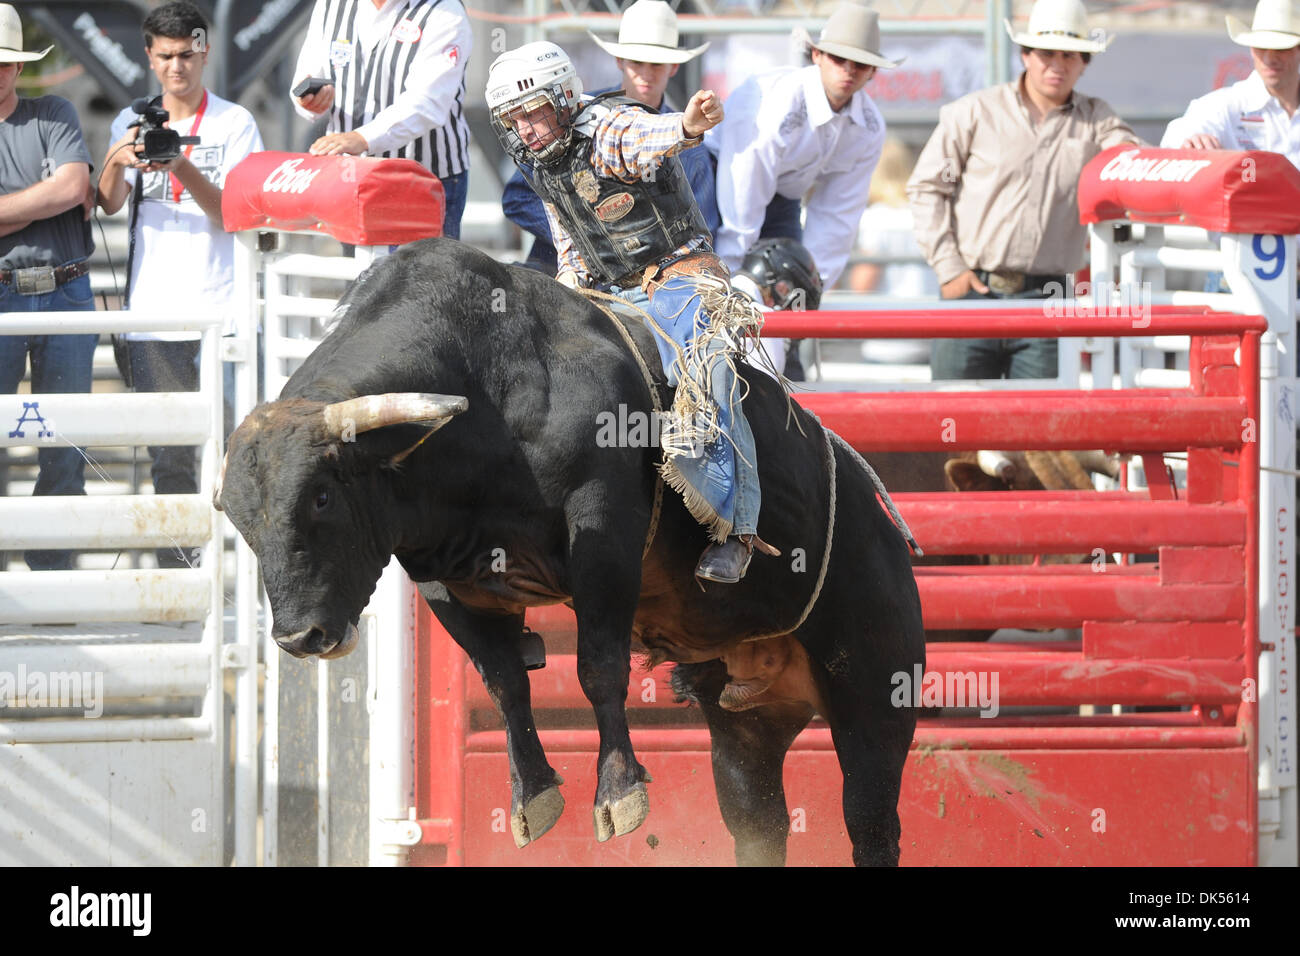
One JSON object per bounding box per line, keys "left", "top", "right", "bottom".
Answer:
{"left": 588, "top": 0, "right": 708, "bottom": 65}
{"left": 0, "top": 4, "right": 53, "bottom": 63}
{"left": 1004, "top": 0, "right": 1112, "bottom": 54}
{"left": 810, "top": 2, "right": 904, "bottom": 69}
{"left": 1227, "top": 0, "right": 1300, "bottom": 50}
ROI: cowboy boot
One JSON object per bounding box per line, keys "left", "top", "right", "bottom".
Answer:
{"left": 695, "top": 536, "right": 754, "bottom": 584}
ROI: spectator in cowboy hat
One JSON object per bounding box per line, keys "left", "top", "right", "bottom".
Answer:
{"left": 0, "top": 2, "right": 98, "bottom": 571}
{"left": 501, "top": 0, "right": 718, "bottom": 274}
{"left": 706, "top": 1, "right": 900, "bottom": 380}
{"left": 1163, "top": 1, "right": 1300, "bottom": 320}
{"left": 1163, "top": 0, "right": 1300, "bottom": 168}
{"left": 906, "top": 0, "right": 1139, "bottom": 380}
{"left": 706, "top": 0, "right": 899, "bottom": 292}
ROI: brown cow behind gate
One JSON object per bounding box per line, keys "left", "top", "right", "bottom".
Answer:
{"left": 868, "top": 450, "right": 1120, "bottom": 642}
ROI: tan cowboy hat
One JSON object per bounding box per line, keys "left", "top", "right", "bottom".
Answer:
{"left": 810, "top": 2, "right": 904, "bottom": 69}
{"left": 0, "top": 4, "right": 53, "bottom": 63}
{"left": 1227, "top": 0, "right": 1300, "bottom": 50}
{"left": 1004, "top": 0, "right": 1112, "bottom": 54}
{"left": 588, "top": 0, "right": 708, "bottom": 65}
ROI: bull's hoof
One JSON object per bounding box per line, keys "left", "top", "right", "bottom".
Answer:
{"left": 511, "top": 785, "right": 565, "bottom": 848}
{"left": 593, "top": 783, "right": 650, "bottom": 843}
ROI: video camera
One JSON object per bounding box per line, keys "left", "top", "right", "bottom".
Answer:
{"left": 128, "top": 97, "right": 200, "bottom": 163}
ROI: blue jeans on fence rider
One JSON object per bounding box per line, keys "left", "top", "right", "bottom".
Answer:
{"left": 0, "top": 271, "right": 97, "bottom": 571}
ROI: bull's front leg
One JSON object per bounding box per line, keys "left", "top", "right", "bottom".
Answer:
{"left": 418, "top": 582, "right": 565, "bottom": 848}
{"left": 569, "top": 531, "right": 651, "bottom": 842}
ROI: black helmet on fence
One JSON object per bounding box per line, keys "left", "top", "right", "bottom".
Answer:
{"left": 736, "top": 238, "right": 823, "bottom": 311}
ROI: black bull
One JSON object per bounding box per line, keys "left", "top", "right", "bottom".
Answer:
{"left": 215, "top": 239, "right": 925, "bottom": 866}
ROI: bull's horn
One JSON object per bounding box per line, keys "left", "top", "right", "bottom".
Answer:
{"left": 1074, "top": 450, "right": 1120, "bottom": 479}
{"left": 212, "top": 446, "right": 230, "bottom": 512}
{"left": 322, "top": 393, "right": 468, "bottom": 439}
{"left": 976, "top": 450, "right": 1018, "bottom": 483}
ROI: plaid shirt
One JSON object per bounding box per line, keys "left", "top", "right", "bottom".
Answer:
{"left": 542, "top": 104, "right": 708, "bottom": 284}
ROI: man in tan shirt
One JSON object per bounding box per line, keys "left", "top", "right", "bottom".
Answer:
{"left": 907, "top": 0, "right": 1139, "bottom": 379}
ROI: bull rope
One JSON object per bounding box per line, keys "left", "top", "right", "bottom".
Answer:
{"left": 744, "top": 423, "right": 837, "bottom": 641}
{"left": 742, "top": 416, "right": 921, "bottom": 642}
{"left": 825, "top": 428, "right": 921, "bottom": 557}
{"left": 581, "top": 289, "right": 665, "bottom": 559}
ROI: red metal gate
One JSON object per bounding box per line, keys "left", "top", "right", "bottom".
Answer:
{"left": 408, "top": 307, "right": 1262, "bottom": 866}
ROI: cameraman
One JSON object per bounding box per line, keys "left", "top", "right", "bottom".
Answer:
{"left": 97, "top": 0, "right": 262, "bottom": 568}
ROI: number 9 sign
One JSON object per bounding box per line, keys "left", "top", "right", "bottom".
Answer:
{"left": 1253, "top": 234, "right": 1287, "bottom": 281}
{"left": 1232, "top": 232, "right": 1295, "bottom": 337}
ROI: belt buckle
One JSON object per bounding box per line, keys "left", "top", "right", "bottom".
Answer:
{"left": 987, "top": 270, "right": 1026, "bottom": 295}
{"left": 14, "top": 266, "right": 57, "bottom": 295}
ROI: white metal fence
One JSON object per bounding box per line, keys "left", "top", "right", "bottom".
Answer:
{"left": 0, "top": 308, "right": 226, "bottom": 865}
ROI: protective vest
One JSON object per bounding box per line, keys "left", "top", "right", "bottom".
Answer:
{"left": 525, "top": 96, "right": 710, "bottom": 287}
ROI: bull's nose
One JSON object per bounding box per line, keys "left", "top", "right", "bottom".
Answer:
{"left": 276, "top": 626, "right": 328, "bottom": 658}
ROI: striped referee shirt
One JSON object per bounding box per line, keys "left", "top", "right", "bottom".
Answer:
{"left": 292, "top": 0, "right": 472, "bottom": 179}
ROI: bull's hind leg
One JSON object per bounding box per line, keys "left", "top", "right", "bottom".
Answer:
{"left": 800, "top": 620, "right": 921, "bottom": 867}
{"left": 418, "top": 582, "right": 565, "bottom": 847}
{"left": 673, "top": 660, "right": 813, "bottom": 866}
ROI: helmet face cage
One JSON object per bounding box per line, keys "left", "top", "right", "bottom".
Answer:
{"left": 486, "top": 43, "right": 582, "bottom": 167}
{"left": 738, "top": 238, "right": 823, "bottom": 311}
{"left": 491, "top": 87, "right": 575, "bottom": 165}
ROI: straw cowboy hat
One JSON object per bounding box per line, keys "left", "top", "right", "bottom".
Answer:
{"left": 0, "top": 4, "right": 53, "bottom": 63}
{"left": 1004, "top": 0, "right": 1112, "bottom": 54}
{"left": 810, "top": 2, "right": 904, "bottom": 69}
{"left": 1227, "top": 0, "right": 1300, "bottom": 50}
{"left": 588, "top": 0, "right": 708, "bottom": 65}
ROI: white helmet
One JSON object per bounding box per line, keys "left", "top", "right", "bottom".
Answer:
{"left": 486, "top": 41, "right": 584, "bottom": 165}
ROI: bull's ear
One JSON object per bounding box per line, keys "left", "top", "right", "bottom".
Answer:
{"left": 944, "top": 459, "right": 1003, "bottom": 492}
{"left": 351, "top": 422, "right": 446, "bottom": 469}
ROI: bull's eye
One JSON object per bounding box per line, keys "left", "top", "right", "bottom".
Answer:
{"left": 313, "top": 490, "right": 329, "bottom": 513}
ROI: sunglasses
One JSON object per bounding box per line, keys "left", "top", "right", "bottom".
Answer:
{"left": 822, "top": 51, "right": 876, "bottom": 75}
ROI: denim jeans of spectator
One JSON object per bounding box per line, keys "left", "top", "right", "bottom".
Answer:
{"left": 707, "top": 150, "right": 804, "bottom": 245}
{"left": 440, "top": 171, "right": 469, "bottom": 240}
{"left": 0, "top": 271, "right": 97, "bottom": 570}
{"left": 613, "top": 283, "right": 761, "bottom": 537}
{"left": 755, "top": 193, "right": 807, "bottom": 378}
{"left": 758, "top": 193, "right": 804, "bottom": 243}
{"left": 930, "top": 287, "right": 1059, "bottom": 381}
{"left": 125, "top": 338, "right": 200, "bottom": 568}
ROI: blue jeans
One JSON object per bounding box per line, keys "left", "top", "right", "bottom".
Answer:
{"left": 707, "top": 150, "right": 803, "bottom": 244}
{"left": 125, "top": 339, "right": 200, "bottom": 568}
{"left": 615, "top": 283, "right": 761, "bottom": 537}
{"left": 930, "top": 288, "right": 1059, "bottom": 380}
{"left": 0, "top": 271, "right": 97, "bottom": 570}
{"left": 440, "top": 171, "right": 469, "bottom": 240}
{"left": 125, "top": 339, "right": 199, "bottom": 495}
{"left": 758, "top": 193, "right": 804, "bottom": 243}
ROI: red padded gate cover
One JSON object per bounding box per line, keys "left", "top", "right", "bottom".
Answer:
{"left": 1078, "top": 145, "right": 1300, "bottom": 234}
{"left": 221, "top": 151, "right": 444, "bottom": 245}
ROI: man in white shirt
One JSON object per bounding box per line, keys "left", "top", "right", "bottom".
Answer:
{"left": 1162, "top": 0, "right": 1300, "bottom": 167}
{"left": 97, "top": 1, "right": 263, "bottom": 567}
{"left": 292, "top": 0, "right": 472, "bottom": 238}
{"left": 706, "top": 2, "right": 900, "bottom": 291}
